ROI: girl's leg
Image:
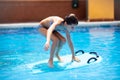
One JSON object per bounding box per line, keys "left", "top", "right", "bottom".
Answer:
{"left": 53, "top": 31, "right": 66, "bottom": 62}
{"left": 55, "top": 41, "right": 64, "bottom": 62}
{"left": 39, "top": 28, "right": 59, "bottom": 67}
{"left": 48, "top": 37, "right": 59, "bottom": 67}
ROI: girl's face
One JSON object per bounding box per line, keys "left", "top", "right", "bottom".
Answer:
{"left": 65, "top": 23, "right": 77, "bottom": 31}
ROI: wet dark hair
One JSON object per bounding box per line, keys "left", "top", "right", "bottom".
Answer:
{"left": 63, "top": 14, "right": 78, "bottom": 25}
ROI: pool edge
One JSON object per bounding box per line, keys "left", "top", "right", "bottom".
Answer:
{"left": 0, "top": 21, "right": 120, "bottom": 28}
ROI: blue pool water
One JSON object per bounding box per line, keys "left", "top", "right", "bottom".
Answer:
{"left": 0, "top": 24, "right": 120, "bottom": 80}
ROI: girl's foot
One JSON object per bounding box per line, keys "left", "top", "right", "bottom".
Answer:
{"left": 48, "top": 60, "right": 53, "bottom": 68}
{"left": 56, "top": 55, "right": 63, "bottom": 62}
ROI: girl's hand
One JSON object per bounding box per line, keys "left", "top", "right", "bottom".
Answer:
{"left": 72, "top": 56, "right": 80, "bottom": 62}
{"left": 44, "top": 42, "right": 50, "bottom": 51}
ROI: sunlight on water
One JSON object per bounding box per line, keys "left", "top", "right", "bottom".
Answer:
{"left": 0, "top": 25, "right": 120, "bottom": 80}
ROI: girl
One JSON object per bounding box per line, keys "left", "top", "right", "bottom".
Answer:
{"left": 39, "top": 14, "right": 80, "bottom": 68}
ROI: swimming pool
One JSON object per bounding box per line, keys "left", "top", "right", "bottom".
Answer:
{"left": 0, "top": 22, "right": 120, "bottom": 80}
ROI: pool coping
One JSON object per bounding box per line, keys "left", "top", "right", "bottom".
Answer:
{"left": 0, "top": 21, "right": 120, "bottom": 28}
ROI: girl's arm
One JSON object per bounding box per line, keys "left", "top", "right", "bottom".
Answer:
{"left": 65, "top": 30, "right": 74, "bottom": 58}
{"left": 44, "top": 22, "right": 58, "bottom": 50}
{"left": 65, "top": 29, "right": 80, "bottom": 62}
